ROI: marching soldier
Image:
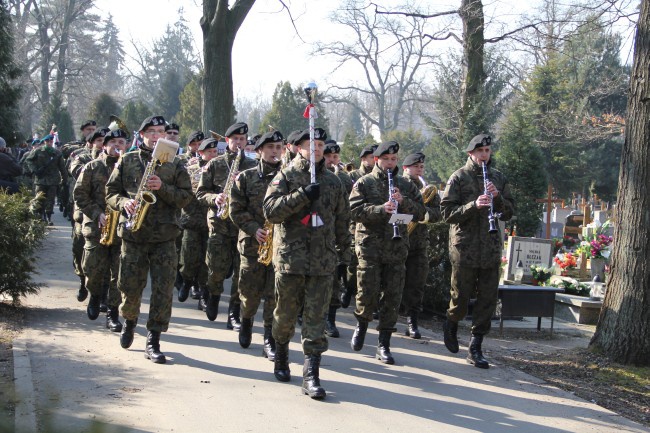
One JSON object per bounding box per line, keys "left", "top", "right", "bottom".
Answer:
{"left": 440, "top": 134, "right": 514, "bottom": 369}
{"left": 181, "top": 130, "right": 205, "bottom": 165}
{"left": 165, "top": 123, "right": 180, "bottom": 143}
{"left": 196, "top": 122, "right": 256, "bottom": 329}
{"left": 349, "top": 141, "right": 425, "bottom": 365}
{"left": 400, "top": 152, "right": 441, "bottom": 339}
{"left": 177, "top": 136, "right": 217, "bottom": 304}
{"left": 73, "top": 129, "right": 128, "bottom": 331}
{"left": 348, "top": 144, "right": 377, "bottom": 183}
{"left": 263, "top": 128, "right": 351, "bottom": 400}
{"left": 229, "top": 130, "right": 283, "bottom": 360}
{"left": 106, "top": 115, "right": 193, "bottom": 364}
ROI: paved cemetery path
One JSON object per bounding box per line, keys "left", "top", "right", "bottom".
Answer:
{"left": 12, "top": 212, "right": 648, "bottom": 433}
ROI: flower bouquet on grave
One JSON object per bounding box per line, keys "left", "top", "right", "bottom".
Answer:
{"left": 553, "top": 252, "right": 578, "bottom": 276}
{"left": 550, "top": 280, "right": 590, "bottom": 297}
{"left": 562, "top": 235, "right": 578, "bottom": 250}
{"left": 530, "top": 264, "right": 552, "bottom": 286}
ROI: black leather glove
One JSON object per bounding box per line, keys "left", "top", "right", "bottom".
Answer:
{"left": 337, "top": 263, "right": 347, "bottom": 280}
{"left": 304, "top": 183, "right": 320, "bottom": 201}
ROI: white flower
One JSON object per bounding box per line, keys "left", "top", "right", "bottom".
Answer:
{"left": 602, "top": 249, "right": 611, "bottom": 259}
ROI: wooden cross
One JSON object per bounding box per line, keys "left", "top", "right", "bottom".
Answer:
{"left": 536, "top": 184, "right": 565, "bottom": 239}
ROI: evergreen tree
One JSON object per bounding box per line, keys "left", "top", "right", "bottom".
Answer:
{"left": 177, "top": 72, "right": 202, "bottom": 144}
{"left": 261, "top": 81, "right": 329, "bottom": 137}
{"left": 100, "top": 14, "right": 125, "bottom": 93}
{"left": 156, "top": 70, "right": 185, "bottom": 121}
{"left": 89, "top": 93, "right": 122, "bottom": 129}
{"left": 120, "top": 101, "right": 153, "bottom": 135}
{"left": 40, "top": 95, "right": 74, "bottom": 144}
{"left": 0, "top": 0, "right": 22, "bottom": 145}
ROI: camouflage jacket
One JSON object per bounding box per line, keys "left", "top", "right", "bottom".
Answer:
{"left": 196, "top": 149, "right": 256, "bottom": 237}
{"left": 68, "top": 147, "right": 95, "bottom": 223}
{"left": 230, "top": 159, "right": 281, "bottom": 257}
{"left": 328, "top": 166, "right": 354, "bottom": 195}
{"left": 440, "top": 157, "right": 514, "bottom": 268}
{"left": 349, "top": 164, "right": 373, "bottom": 183}
{"left": 25, "top": 146, "right": 68, "bottom": 186}
{"left": 106, "top": 146, "right": 193, "bottom": 244}
{"left": 60, "top": 142, "right": 83, "bottom": 159}
{"left": 263, "top": 155, "right": 351, "bottom": 276}
{"left": 179, "top": 159, "right": 209, "bottom": 231}
{"left": 73, "top": 152, "right": 120, "bottom": 240}
{"left": 402, "top": 174, "right": 442, "bottom": 251}
{"left": 350, "top": 165, "right": 425, "bottom": 263}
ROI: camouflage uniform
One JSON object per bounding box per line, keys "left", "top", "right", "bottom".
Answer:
{"left": 440, "top": 157, "right": 514, "bottom": 335}
{"left": 196, "top": 150, "right": 256, "bottom": 315}
{"left": 68, "top": 147, "right": 95, "bottom": 280}
{"left": 25, "top": 145, "right": 68, "bottom": 218}
{"left": 106, "top": 146, "right": 192, "bottom": 332}
{"left": 263, "top": 155, "right": 351, "bottom": 356}
{"left": 59, "top": 141, "right": 82, "bottom": 218}
{"left": 345, "top": 163, "right": 373, "bottom": 295}
{"left": 229, "top": 159, "right": 281, "bottom": 327}
{"left": 327, "top": 167, "right": 353, "bottom": 309}
{"left": 73, "top": 152, "right": 121, "bottom": 309}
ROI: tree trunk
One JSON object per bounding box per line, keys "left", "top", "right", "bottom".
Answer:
{"left": 54, "top": 0, "right": 76, "bottom": 102}
{"left": 459, "top": 0, "right": 486, "bottom": 138}
{"left": 201, "top": 0, "right": 255, "bottom": 134}
{"left": 33, "top": 2, "right": 51, "bottom": 108}
{"left": 589, "top": 0, "right": 650, "bottom": 366}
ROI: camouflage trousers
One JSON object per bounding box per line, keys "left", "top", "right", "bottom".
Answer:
{"left": 448, "top": 265, "right": 499, "bottom": 336}
{"left": 401, "top": 247, "right": 428, "bottom": 313}
{"left": 272, "top": 273, "right": 332, "bottom": 356}
{"left": 328, "top": 272, "right": 343, "bottom": 309}
{"left": 179, "top": 228, "right": 208, "bottom": 288}
{"left": 72, "top": 222, "right": 85, "bottom": 277}
{"left": 206, "top": 232, "right": 240, "bottom": 306}
{"left": 239, "top": 254, "right": 275, "bottom": 327}
{"left": 118, "top": 239, "right": 176, "bottom": 333}
{"left": 355, "top": 258, "right": 405, "bottom": 331}
{"left": 82, "top": 238, "right": 121, "bottom": 308}
{"left": 34, "top": 184, "right": 57, "bottom": 215}
{"left": 345, "top": 248, "right": 358, "bottom": 298}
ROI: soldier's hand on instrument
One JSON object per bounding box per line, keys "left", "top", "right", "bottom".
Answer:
{"left": 475, "top": 194, "right": 491, "bottom": 209}
{"left": 486, "top": 181, "right": 499, "bottom": 197}
{"left": 147, "top": 175, "right": 162, "bottom": 191}
{"left": 303, "top": 183, "right": 320, "bottom": 201}
{"left": 384, "top": 200, "right": 397, "bottom": 213}
{"left": 98, "top": 213, "right": 107, "bottom": 228}
{"left": 391, "top": 188, "right": 403, "bottom": 204}
{"left": 124, "top": 199, "right": 137, "bottom": 216}
{"left": 256, "top": 228, "right": 268, "bottom": 244}
{"left": 215, "top": 193, "right": 227, "bottom": 206}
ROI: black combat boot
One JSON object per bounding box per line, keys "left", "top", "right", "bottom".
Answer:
{"left": 351, "top": 318, "right": 368, "bottom": 352}
{"left": 120, "top": 319, "right": 137, "bottom": 349}
{"left": 77, "top": 276, "right": 88, "bottom": 302}
{"left": 86, "top": 295, "right": 101, "bottom": 320}
{"left": 405, "top": 310, "right": 421, "bottom": 339}
{"left": 99, "top": 287, "right": 108, "bottom": 313}
{"left": 205, "top": 293, "right": 220, "bottom": 321}
{"left": 46, "top": 213, "right": 53, "bottom": 226}
{"left": 174, "top": 270, "right": 183, "bottom": 292}
{"left": 443, "top": 319, "right": 459, "bottom": 353}
{"left": 178, "top": 279, "right": 191, "bottom": 303}
{"left": 324, "top": 306, "right": 340, "bottom": 338}
{"left": 106, "top": 306, "right": 123, "bottom": 332}
{"left": 274, "top": 342, "right": 291, "bottom": 382}
{"left": 227, "top": 302, "right": 242, "bottom": 331}
{"left": 239, "top": 317, "right": 253, "bottom": 348}
{"left": 144, "top": 331, "right": 166, "bottom": 364}
{"left": 262, "top": 326, "right": 276, "bottom": 361}
{"left": 190, "top": 285, "right": 201, "bottom": 300}
{"left": 301, "top": 355, "right": 326, "bottom": 400}
{"left": 467, "top": 334, "right": 490, "bottom": 369}
{"left": 198, "top": 287, "right": 207, "bottom": 311}
{"left": 376, "top": 330, "right": 395, "bottom": 365}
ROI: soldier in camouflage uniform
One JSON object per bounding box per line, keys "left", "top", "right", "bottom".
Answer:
{"left": 60, "top": 121, "right": 98, "bottom": 218}
{"left": 400, "top": 152, "right": 441, "bottom": 339}
{"left": 196, "top": 122, "right": 256, "bottom": 329}
{"left": 440, "top": 134, "right": 514, "bottom": 369}
{"left": 322, "top": 140, "right": 353, "bottom": 338}
{"left": 229, "top": 131, "right": 283, "bottom": 360}
{"left": 263, "top": 128, "right": 351, "bottom": 400}
{"left": 165, "top": 123, "right": 180, "bottom": 144}
{"left": 349, "top": 141, "right": 425, "bottom": 365}
{"left": 177, "top": 135, "right": 216, "bottom": 304}
{"left": 73, "top": 129, "right": 128, "bottom": 331}
{"left": 106, "top": 115, "right": 192, "bottom": 364}
{"left": 25, "top": 134, "right": 68, "bottom": 225}
{"left": 179, "top": 130, "right": 204, "bottom": 166}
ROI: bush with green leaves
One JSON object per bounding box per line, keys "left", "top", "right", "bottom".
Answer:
{"left": 0, "top": 189, "right": 47, "bottom": 304}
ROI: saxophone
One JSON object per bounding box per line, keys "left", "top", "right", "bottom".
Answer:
{"left": 257, "top": 157, "right": 284, "bottom": 266}
{"left": 407, "top": 184, "right": 438, "bottom": 235}
{"left": 99, "top": 207, "right": 120, "bottom": 245}
{"left": 216, "top": 148, "right": 243, "bottom": 220}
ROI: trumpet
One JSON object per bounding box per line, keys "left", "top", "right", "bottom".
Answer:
{"left": 387, "top": 170, "right": 401, "bottom": 240}
{"left": 482, "top": 161, "right": 502, "bottom": 234}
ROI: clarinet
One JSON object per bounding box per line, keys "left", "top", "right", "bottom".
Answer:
{"left": 387, "top": 170, "right": 401, "bottom": 240}
{"left": 482, "top": 162, "right": 502, "bottom": 234}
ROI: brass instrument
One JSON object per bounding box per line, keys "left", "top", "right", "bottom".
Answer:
{"left": 407, "top": 184, "right": 438, "bottom": 235}
{"left": 482, "top": 161, "right": 502, "bottom": 234}
{"left": 209, "top": 130, "right": 226, "bottom": 141}
{"left": 99, "top": 208, "right": 120, "bottom": 245}
{"left": 257, "top": 156, "right": 283, "bottom": 266}
{"left": 345, "top": 162, "right": 355, "bottom": 172}
{"left": 217, "top": 148, "right": 243, "bottom": 220}
{"left": 108, "top": 115, "right": 127, "bottom": 132}
{"left": 125, "top": 138, "right": 179, "bottom": 232}
{"left": 387, "top": 170, "right": 401, "bottom": 240}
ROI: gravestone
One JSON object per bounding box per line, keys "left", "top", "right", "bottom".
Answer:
{"left": 593, "top": 210, "right": 609, "bottom": 225}
{"left": 505, "top": 236, "right": 555, "bottom": 283}
{"left": 563, "top": 213, "right": 583, "bottom": 239}
{"left": 538, "top": 221, "right": 564, "bottom": 239}
{"left": 552, "top": 208, "right": 573, "bottom": 223}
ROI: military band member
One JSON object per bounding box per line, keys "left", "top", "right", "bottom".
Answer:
{"left": 106, "top": 115, "right": 192, "bottom": 364}
{"left": 181, "top": 130, "right": 205, "bottom": 165}
{"left": 263, "top": 128, "right": 351, "bottom": 400}
{"left": 229, "top": 130, "right": 283, "bottom": 360}
{"left": 440, "top": 134, "right": 514, "bottom": 369}
{"left": 400, "top": 152, "right": 441, "bottom": 339}
{"left": 348, "top": 144, "right": 377, "bottom": 183}
{"left": 322, "top": 140, "right": 353, "bottom": 338}
{"left": 349, "top": 141, "right": 425, "bottom": 365}
{"left": 165, "top": 123, "right": 181, "bottom": 143}
{"left": 73, "top": 129, "right": 128, "bottom": 331}
{"left": 178, "top": 137, "right": 217, "bottom": 303}
{"left": 196, "top": 122, "right": 256, "bottom": 329}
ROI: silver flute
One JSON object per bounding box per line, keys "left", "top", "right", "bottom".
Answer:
{"left": 482, "top": 162, "right": 502, "bottom": 234}
{"left": 387, "top": 170, "right": 401, "bottom": 240}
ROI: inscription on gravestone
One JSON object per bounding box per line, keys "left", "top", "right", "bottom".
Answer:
{"left": 505, "top": 236, "right": 554, "bottom": 283}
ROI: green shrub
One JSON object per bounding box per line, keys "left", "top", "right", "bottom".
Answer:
{"left": 0, "top": 189, "right": 47, "bottom": 304}
{"left": 422, "top": 222, "right": 452, "bottom": 317}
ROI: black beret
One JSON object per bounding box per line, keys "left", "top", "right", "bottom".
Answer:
{"left": 324, "top": 143, "right": 341, "bottom": 155}
{"left": 359, "top": 144, "right": 378, "bottom": 158}
{"left": 403, "top": 152, "right": 425, "bottom": 166}
{"left": 198, "top": 138, "right": 218, "bottom": 151}
{"left": 254, "top": 131, "right": 284, "bottom": 150}
{"left": 248, "top": 134, "right": 262, "bottom": 147}
{"left": 138, "top": 115, "right": 166, "bottom": 132}
{"left": 295, "top": 128, "right": 327, "bottom": 146}
{"left": 374, "top": 141, "right": 399, "bottom": 157}
{"left": 325, "top": 139, "right": 337, "bottom": 145}
{"left": 286, "top": 130, "right": 303, "bottom": 145}
{"left": 225, "top": 122, "right": 248, "bottom": 137}
{"left": 87, "top": 128, "right": 110, "bottom": 143}
{"left": 187, "top": 131, "right": 205, "bottom": 145}
{"left": 165, "top": 123, "right": 180, "bottom": 132}
{"left": 465, "top": 134, "right": 492, "bottom": 152}
{"left": 80, "top": 120, "right": 97, "bottom": 130}
{"left": 103, "top": 129, "right": 128, "bottom": 144}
